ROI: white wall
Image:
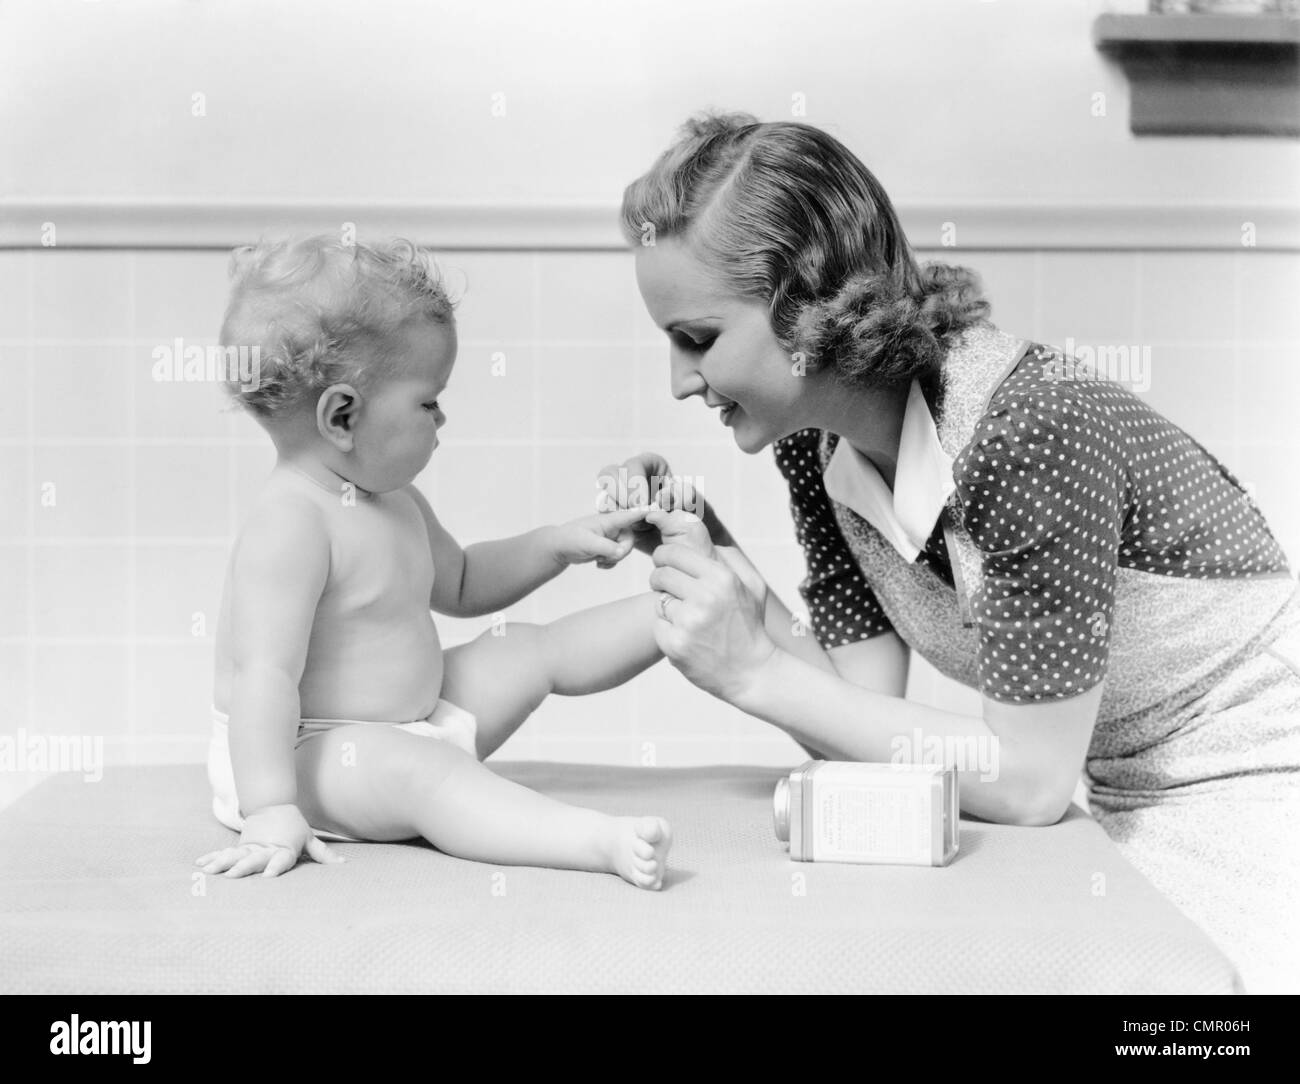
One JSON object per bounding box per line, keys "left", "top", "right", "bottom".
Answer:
{"left": 2, "top": 0, "right": 1297, "bottom": 811}
{"left": 2, "top": 0, "right": 1296, "bottom": 206}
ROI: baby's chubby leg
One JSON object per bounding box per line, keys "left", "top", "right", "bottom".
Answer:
{"left": 441, "top": 593, "right": 663, "bottom": 759}
{"left": 295, "top": 723, "right": 671, "bottom": 888}
{"left": 439, "top": 511, "right": 717, "bottom": 760}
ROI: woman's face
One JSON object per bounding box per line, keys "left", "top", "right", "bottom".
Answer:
{"left": 634, "top": 237, "right": 812, "bottom": 454}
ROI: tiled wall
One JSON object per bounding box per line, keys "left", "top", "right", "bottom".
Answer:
{"left": 2, "top": 245, "right": 1298, "bottom": 808}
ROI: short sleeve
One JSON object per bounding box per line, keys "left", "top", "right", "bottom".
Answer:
{"left": 773, "top": 429, "right": 895, "bottom": 650}
{"left": 954, "top": 384, "right": 1126, "bottom": 704}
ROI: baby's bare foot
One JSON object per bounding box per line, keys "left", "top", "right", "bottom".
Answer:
{"left": 647, "top": 509, "right": 714, "bottom": 559}
{"left": 608, "top": 816, "right": 673, "bottom": 890}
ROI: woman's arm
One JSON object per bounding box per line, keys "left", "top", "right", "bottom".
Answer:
{"left": 825, "top": 635, "right": 910, "bottom": 698}
{"left": 650, "top": 542, "right": 1098, "bottom": 826}
{"left": 599, "top": 452, "right": 908, "bottom": 693}
{"left": 753, "top": 562, "right": 911, "bottom": 693}
{"left": 755, "top": 584, "right": 909, "bottom": 761}
{"left": 736, "top": 645, "right": 1099, "bottom": 825}
{"left": 692, "top": 499, "right": 915, "bottom": 696}
{"left": 644, "top": 502, "right": 841, "bottom": 679}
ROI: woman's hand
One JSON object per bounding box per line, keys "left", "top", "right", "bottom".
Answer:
{"left": 648, "top": 540, "right": 777, "bottom": 704}
{"left": 596, "top": 452, "right": 706, "bottom": 559}
{"left": 195, "top": 804, "right": 343, "bottom": 878}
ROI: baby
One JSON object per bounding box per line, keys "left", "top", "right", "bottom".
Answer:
{"left": 196, "top": 236, "right": 701, "bottom": 888}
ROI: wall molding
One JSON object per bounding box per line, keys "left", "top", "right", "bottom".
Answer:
{"left": 0, "top": 198, "right": 1296, "bottom": 250}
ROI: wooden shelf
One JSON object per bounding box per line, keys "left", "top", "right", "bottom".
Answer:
{"left": 1095, "top": 13, "right": 1300, "bottom": 46}
{"left": 1093, "top": 14, "right": 1300, "bottom": 136}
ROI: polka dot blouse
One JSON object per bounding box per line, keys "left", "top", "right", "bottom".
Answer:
{"left": 774, "top": 342, "right": 1291, "bottom": 703}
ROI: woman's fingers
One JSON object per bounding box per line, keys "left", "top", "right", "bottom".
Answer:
{"left": 648, "top": 564, "right": 695, "bottom": 600}
{"left": 597, "top": 453, "right": 672, "bottom": 510}
{"left": 651, "top": 614, "right": 683, "bottom": 659}
{"left": 627, "top": 451, "right": 673, "bottom": 483}
{"left": 668, "top": 473, "right": 702, "bottom": 513}
{"left": 596, "top": 453, "right": 698, "bottom": 558}
{"left": 596, "top": 461, "right": 624, "bottom": 511}
{"left": 598, "top": 453, "right": 699, "bottom": 516}
{"left": 651, "top": 541, "right": 720, "bottom": 578}
{"left": 596, "top": 452, "right": 666, "bottom": 494}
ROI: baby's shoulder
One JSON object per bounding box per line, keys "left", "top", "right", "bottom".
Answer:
{"left": 394, "top": 482, "right": 445, "bottom": 537}
{"left": 231, "top": 479, "right": 331, "bottom": 564}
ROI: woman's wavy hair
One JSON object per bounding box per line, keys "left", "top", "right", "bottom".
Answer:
{"left": 620, "top": 112, "right": 989, "bottom": 410}
{"left": 219, "top": 235, "right": 456, "bottom": 420}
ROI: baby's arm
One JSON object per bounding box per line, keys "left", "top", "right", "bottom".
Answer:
{"left": 553, "top": 515, "right": 715, "bottom": 682}
{"left": 444, "top": 508, "right": 722, "bottom": 758}
{"left": 407, "top": 485, "right": 650, "bottom": 617}
{"left": 197, "top": 498, "right": 342, "bottom": 877}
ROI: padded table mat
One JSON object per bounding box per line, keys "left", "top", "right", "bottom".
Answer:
{"left": 0, "top": 764, "right": 1240, "bottom": 993}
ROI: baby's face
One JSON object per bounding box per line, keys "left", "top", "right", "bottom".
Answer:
{"left": 350, "top": 318, "right": 456, "bottom": 492}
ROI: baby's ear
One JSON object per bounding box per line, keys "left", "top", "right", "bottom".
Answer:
{"left": 317, "top": 383, "right": 360, "bottom": 446}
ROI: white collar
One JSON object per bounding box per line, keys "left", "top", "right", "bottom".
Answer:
{"left": 821, "top": 379, "right": 955, "bottom": 562}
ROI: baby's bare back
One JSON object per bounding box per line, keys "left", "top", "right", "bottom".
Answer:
{"left": 214, "top": 471, "right": 444, "bottom": 722}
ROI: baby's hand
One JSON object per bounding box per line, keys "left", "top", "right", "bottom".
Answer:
{"left": 195, "top": 803, "right": 344, "bottom": 879}
{"left": 646, "top": 508, "right": 714, "bottom": 559}
{"left": 553, "top": 506, "right": 654, "bottom": 569}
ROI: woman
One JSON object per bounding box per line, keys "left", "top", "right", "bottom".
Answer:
{"left": 600, "top": 112, "right": 1300, "bottom": 993}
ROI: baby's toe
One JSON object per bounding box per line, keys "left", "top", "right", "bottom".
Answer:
{"left": 632, "top": 864, "right": 661, "bottom": 889}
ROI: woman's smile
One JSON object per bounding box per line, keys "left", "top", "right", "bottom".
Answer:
{"left": 707, "top": 393, "right": 739, "bottom": 425}
{"left": 635, "top": 238, "right": 813, "bottom": 454}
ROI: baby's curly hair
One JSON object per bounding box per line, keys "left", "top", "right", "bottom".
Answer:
{"left": 218, "top": 235, "right": 456, "bottom": 420}
{"left": 620, "top": 112, "right": 989, "bottom": 412}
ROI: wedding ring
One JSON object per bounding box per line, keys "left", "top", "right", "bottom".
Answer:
{"left": 657, "top": 591, "right": 673, "bottom": 620}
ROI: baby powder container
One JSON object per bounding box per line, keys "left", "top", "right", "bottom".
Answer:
{"left": 773, "top": 760, "right": 959, "bottom": 866}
